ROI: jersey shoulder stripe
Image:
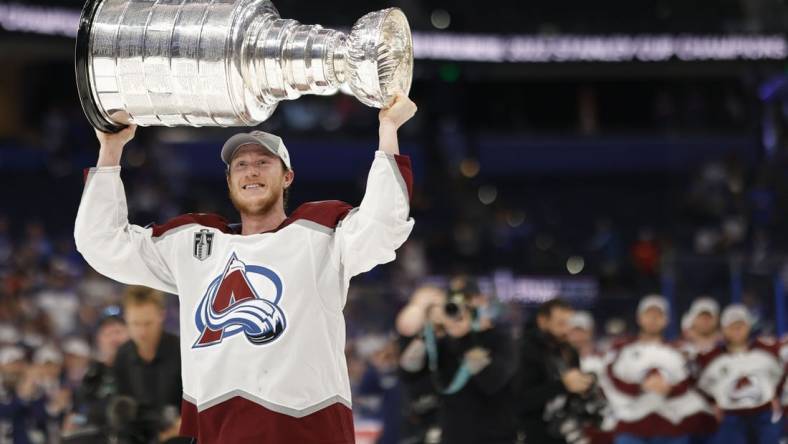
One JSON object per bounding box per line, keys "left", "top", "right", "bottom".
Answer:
{"left": 149, "top": 201, "right": 354, "bottom": 238}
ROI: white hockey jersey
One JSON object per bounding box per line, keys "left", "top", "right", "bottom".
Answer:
{"left": 74, "top": 151, "right": 414, "bottom": 443}
{"left": 697, "top": 339, "right": 784, "bottom": 413}
{"left": 605, "top": 339, "right": 711, "bottom": 437}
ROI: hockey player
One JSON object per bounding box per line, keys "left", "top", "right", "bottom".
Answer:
{"left": 696, "top": 304, "right": 784, "bottom": 444}
{"left": 680, "top": 297, "right": 721, "bottom": 359}
{"left": 606, "top": 295, "right": 709, "bottom": 444}
{"left": 567, "top": 311, "right": 615, "bottom": 444}
{"left": 74, "top": 94, "right": 417, "bottom": 443}
{"left": 677, "top": 297, "right": 722, "bottom": 444}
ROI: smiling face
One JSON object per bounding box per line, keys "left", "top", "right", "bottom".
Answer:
{"left": 227, "top": 145, "right": 294, "bottom": 216}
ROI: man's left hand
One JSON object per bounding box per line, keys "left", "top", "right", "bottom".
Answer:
{"left": 379, "top": 93, "right": 417, "bottom": 130}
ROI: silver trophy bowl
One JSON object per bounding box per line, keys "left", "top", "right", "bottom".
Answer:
{"left": 75, "top": 0, "right": 413, "bottom": 133}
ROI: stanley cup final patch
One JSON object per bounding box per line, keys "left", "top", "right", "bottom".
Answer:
{"left": 193, "top": 229, "right": 214, "bottom": 261}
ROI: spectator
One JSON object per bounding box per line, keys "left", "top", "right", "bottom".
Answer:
{"left": 356, "top": 337, "right": 402, "bottom": 444}
{"left": 35, "top": 268, "right": 79, "bottom": 337}
{"left": 0, "top": 346, "right": 34, "bottom": 443}
{"left": 68, "top": 315, "right": 128, "bottom": 435}
{"left": 27, "top": 345, "right": 71, "bottom": 444}
{"left": 62, "top": 338, "right": 92, "bottom": 392}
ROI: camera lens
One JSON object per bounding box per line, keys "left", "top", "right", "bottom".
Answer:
{"left": 445, "top": 302, "right": 460, "bottom": 318}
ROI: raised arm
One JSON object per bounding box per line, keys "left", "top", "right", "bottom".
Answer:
{"left": 74, "top": 126, "right": 178, "bottom": 294}
{"left": 378, "top": 93, "right": 417, "bottom": 155}
{"left": 332, "top": 95, "right": 417, "bottom": 281}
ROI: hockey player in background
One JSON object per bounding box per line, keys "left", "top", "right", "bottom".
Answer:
{"left": 606, "top": 295, "right": 710, "bottom": 444}
{"left": 74, "top": 94, "right": 417, "bottom": 443}
{"left": 680, "top": 297, "right": 721, "bottom": 359}
{"left": 696, "top": 304, "right": 784, "bottom": 444}
{"left": 677, "top": 297, "right": 722, "bottom": 444}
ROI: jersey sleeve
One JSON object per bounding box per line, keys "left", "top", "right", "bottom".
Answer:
{"left": 74, "top": 166, "right": 178, "bottom": 294}
{"left": 333, "top": 151, "right": 415, "bottom": 279}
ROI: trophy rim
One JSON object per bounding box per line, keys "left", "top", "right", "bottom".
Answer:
{"left": 381, "top": 8, "right": 413, "bottom": 104}
{"left": 347, "top": 7, "right": 414, "bottom": 108}
{"left": 74, "top": 0, "right": 126, "bottom": 134}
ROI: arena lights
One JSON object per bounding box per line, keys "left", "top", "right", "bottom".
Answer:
{"left": 423, "top": 272, "right": 598, "bottom": 304}
{"left": 412, "top": 32, "right": 788, "bottom": 62}
{"left": 1, "top": 2, "right": 786, "bottom": 63}
{"left": 0, "top": 3, "right": 79, "bottom": 37}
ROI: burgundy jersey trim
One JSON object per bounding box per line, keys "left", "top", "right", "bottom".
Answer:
{"left": 666, "top": 376, "right": 692, "bottom": 398}
{"left": 607, "top": 361, "right": 642, "bottom": 396}
{"left": 696, "top": 345, "right": 726, "bottom": 371}
{"left": 179, "top": 396, "right": 355, "bottom": 443}
{"left": 723, "top": 402, "right": 773, "bottom": 416}
{"left": 149, "top": 201, "right": 354, "bottom": 238}
{"left": 615, "top": 412, "right": 707, "bottom": 438}
{"left": 394, "top": 154, "right": 413, "bottom": 200}
{"left": 106, "top": 154, "right": 410, "bottom": 238}
{"left": 278, "top": 200, "right": 354, "bottom": 232}
{"left": 151, "top": 214, "right": 233, "bottom": 238}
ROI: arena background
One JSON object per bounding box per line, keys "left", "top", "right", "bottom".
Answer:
{"left": 1, "top": 0, "right": 788, "bottom": 442}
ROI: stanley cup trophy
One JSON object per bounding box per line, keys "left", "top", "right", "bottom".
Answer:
{"left": 75, "top": 0, "right": 413, "bottom": 133}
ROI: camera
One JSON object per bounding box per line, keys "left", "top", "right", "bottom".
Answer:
{"left": 543, "top": 375, "right": 608, "bottom": 444}
{"left": 444, "top": 291, "right": 473, "bottom": 320}
{"left": 443, "top": 280, "right": 481, "bottom": 320}
{"left": 63, "top": 397, "right": 180, "bottom": 444}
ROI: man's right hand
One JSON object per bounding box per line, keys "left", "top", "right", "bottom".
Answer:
{"left": 96, "top": 124, "right": 137, "bottom": 167}
{"left": 412, "top": 286, "right": 445, "bottom": 310}
{"left": 561, "top": 368, "right": 594, "bottom": 394}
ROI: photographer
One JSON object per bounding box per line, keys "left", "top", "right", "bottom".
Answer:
{"left": 112, "top": 287, "right": 182, "bottom": 444}
{"left": 402, "top": 280, "right": 518, "bottom": 444}
{"left": 517, "top": 298, "right": 598, "bottom": 444}
{"left": 396, "top": 285, "right": 445, "bottom": 444}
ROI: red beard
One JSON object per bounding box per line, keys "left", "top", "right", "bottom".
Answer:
{"left": 228, "top": 184, "right": 281, "bottom": 216}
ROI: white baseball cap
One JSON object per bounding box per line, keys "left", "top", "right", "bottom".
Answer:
{"left": 0, "top": 347, "right": 25, "bottom": 366}
{"left": 721, "top": 304, "right": 752, "bottom": 328}
{"left": 0, "top": 324, "right": 20, "bottom": 344}
{"left": 637, "top": 294, "right": 669, "bottom": 316}
{"left": 62, "top": 338, "right": 92, "bottom": 358}
{"left": 221, "top": 130, "right": 291, "bottom": 171}
{"left": 569, "top": 311, "right": 594, "bottom": 332}
{"left": 686, "top": 297, "right": 720, "bottom": 322}
{"left": 33, "top": 345, "right": 63, "bottom": 365}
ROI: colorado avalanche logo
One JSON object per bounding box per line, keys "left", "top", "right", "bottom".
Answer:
{"left": 727, "top": 375, "right": 763, "bottom": 405}
{"left": 193, "top": 253, "right": 286, "bottom": 348}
